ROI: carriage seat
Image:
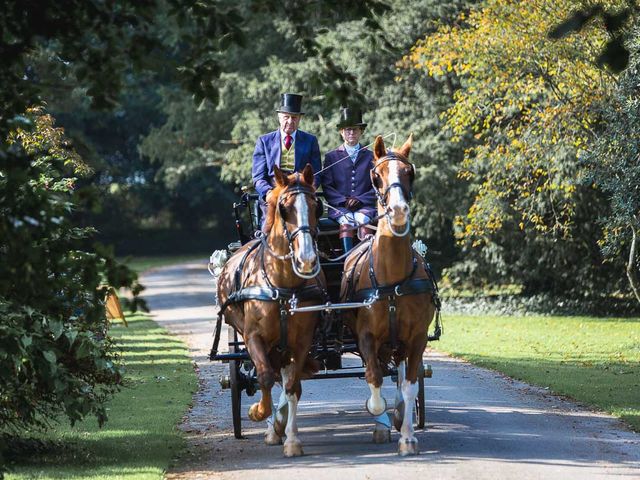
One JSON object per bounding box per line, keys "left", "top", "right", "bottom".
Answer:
{"left": 318, "top": 217, "right": 339, "bottom": 234}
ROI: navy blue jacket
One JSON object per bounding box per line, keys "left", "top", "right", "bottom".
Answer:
{"left": 321, "top": 145, "right": 376, "bottom": 220}
{"left": 251, "top": 130, "right": 321, "bottom": 197}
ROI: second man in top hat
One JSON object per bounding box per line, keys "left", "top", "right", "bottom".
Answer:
{"left": 251, "top": 93, "right": 321, "bottom": 200}
{"left": 321, "top": 106, "right": 377, "bottom": 252}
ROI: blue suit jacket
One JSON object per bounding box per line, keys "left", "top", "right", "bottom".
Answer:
{"left": 321, "top": 145, "right": 377, "bottom": 220}
{"left": 251, "top": 130, "right": 321, "bottom": 198}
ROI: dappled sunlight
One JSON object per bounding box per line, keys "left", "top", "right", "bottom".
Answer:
{"left": 9, "top": 316, "right": 197, "bottom": 479}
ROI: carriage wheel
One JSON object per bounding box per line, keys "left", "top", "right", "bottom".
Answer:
{"left": 228, "top": 325, "right": 243, "bottom": 439}
{"left": 415, "top": 362, "right": 426, "bottom": 429}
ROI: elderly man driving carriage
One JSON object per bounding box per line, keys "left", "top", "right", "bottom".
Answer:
{"left": 251, "top": 93, "right": 321, "bottom": 202}
{"left": 321, "top": 106, "right": 376, "bottom": 252}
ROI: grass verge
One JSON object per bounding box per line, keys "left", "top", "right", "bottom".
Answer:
{"left": 436, "top": 315, "right": 640, "bottom": 431}
{"left": 6, "top": 314, "right": 197, "bottom": 480}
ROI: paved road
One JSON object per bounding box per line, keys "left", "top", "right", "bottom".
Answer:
{"left": 142, "top": 263, "right": 640, "bottom": 480}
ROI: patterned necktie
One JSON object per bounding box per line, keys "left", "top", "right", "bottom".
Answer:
{"left": 284, "top": 134, "right": 293, "bottom": 150}
{"left": 351, "top": 146, "right": 359, "bottom": 162}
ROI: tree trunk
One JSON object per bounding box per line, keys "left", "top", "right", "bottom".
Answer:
{"left": 626, "top": 218, "right": 640, "bottom": 304}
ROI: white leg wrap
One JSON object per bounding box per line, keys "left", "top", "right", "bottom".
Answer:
{"left": 281, "top": 364, "right": 303, "bottom": 456}
{"left": 367, "top": 383, "right": 387, "bottom": 416}
{"left": 400, "top": 379, "right": 418, "bottom": 443}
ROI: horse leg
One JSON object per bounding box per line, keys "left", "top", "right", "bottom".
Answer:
{"left": 359, "top": 332, "right": 389, "bottom": 443}
{"left": 361, "top": 333, "right": 386, "bottom": 416}
{"left": 245, "top": 334, "right": 274, "bottom": 422}
{"left": 393, "top": 360, "right": 407, "bottom": 432}
{"left": 265, "top": 389, "right": 286, "bottom": 445}
{"left": 281, "top": 362, "right": 304, "bottom": 457}
{"left": 397, "top": 343, "right": 423, "bottom": 456}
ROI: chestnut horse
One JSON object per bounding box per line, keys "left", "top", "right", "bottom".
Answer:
{"left": 217, "top": 164, "right": 326, "bottom": 457}
{"left": 340, "top": 134, "right": 438, "bottom": 456}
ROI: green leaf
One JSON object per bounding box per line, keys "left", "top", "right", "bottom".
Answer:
{"left": 65, "top": 329, "right": 78, "bottom": 346}
{"left": 49, "top": 319, "right": 64, "bottom": 340}
{"left": 75, "top": 338, "right": 92, "bottom": 359}
{"left": 42, "top": 350, "right": 57, "bottom": 364}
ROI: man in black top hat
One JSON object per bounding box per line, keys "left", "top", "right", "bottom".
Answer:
{"left": 321, "top": 106, "right": 376, "bottom": 252}
{"left": 251, "top": 93, "right": 321, "bottom": 200}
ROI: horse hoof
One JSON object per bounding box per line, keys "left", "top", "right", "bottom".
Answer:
{"left": 283, "top": 440, "right": 304, "bottom": 457}
{"left": 265, "top": 430, "right": 283, "bottom": 446}
{"left": 248, "top": 403, "right": 270, "bottom": 422}
{"left": 365, "top": 397, "right": 387, "bottom": 416}
{"left": 398, "top": 438, "right": 419, "bottom": 456}
{"left": 372, "top": 428, "right": 391, "bottom": 444}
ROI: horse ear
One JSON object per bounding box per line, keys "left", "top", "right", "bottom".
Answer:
{"left": 302, "top": 163, "right": 314, "bottom": 186}
{"left": 274, "top": 165, "right": 288, "bottom": 187}
{"left": 396, "top": 133, "right": 413, "bottom": 158}
{"left": 373, "top": 135, "right": 386, "bottom": 161}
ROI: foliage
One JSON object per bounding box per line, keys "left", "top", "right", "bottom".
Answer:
{"left": 5, "top": 314, "right": 197, "bottom": 480}
{"left": 549, "top": 1, "right": 639, "bottom": 72}
{"left": 142, "top": 0, "right": 472, "bottom": 259}
{"left": 406, "top": 0, "right": 631, "bottom": 294}
{"left": 438, "top": 314, "right": 640, "bottom": 431}
{"left": 0, "top": 109, "right": 144, "bottom": 447}
{"left": 582, "top": 27, "right": 640, "bottom": 301}
{"left": 0, "top": 2, "right": 427, "bottom": 474}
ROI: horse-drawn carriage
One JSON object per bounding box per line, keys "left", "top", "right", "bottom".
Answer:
{"left": 209, "top": 135, "right": 442, "bottom": 456}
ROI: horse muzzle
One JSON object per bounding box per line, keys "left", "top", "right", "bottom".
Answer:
{"left": 291, "top": 236, "right": 320, "bottom": 279}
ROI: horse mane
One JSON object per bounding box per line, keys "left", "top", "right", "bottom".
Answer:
{"left": 262, "top": 183, "right": 286, "bottom": 234}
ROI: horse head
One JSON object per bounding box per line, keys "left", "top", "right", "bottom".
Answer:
{"left": 371, "top": 134, "right": 415, "bottom": 237}
{"left": 264, "top": 163, "right": 321, "bottom": 279}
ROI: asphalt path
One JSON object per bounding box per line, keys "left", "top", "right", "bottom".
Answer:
{"left": 141, "top": 262, "right": 640, "bottom": 480}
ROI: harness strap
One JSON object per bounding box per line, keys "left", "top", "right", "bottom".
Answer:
{"left": 215, "top": 281, "right": 328, "bottom": 357}
{"left": 279, "top": 300, "right": 288, "bottom": 353}
{"left": 344, "top": 239, "right": 372, "bottom": 301}
{"left": 350, "top": 278, "right": 438, "bottom": 303}
{"left": 210, "top": 312, "right": 223, "bottom": 360}
{"left": 346, "top": 245, "right": 440, "bottom": 353}
{"left": 235, "top": 239, "right": 261, "bottom": 292}
{"left": 388, "top": 295, "right": 398, "bottom": 350}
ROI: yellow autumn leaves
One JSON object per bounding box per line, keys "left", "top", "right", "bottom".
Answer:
{"left": 405, "top": 0, "right": 622, "bottom": 244}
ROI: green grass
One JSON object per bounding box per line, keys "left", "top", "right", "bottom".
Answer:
{"left": 119, "top": 254, "right": 209, "bottom": 275}
{"left": 437, "top": 315, "right": 640, "bottom": 431}
{"left": 7, "top": 314, "right": 198, "bottom": 480}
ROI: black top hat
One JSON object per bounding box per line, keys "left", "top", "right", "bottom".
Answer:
{"left": 336, "top": 106, "right": 367, "bottom": 130}
{"left": 276, "top": 93, "right": 304, "bottom": 115}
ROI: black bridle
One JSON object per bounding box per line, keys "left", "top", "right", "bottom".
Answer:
{"left": 272, "top": 180, "right": 321, "bottom": 278}
{"left": 277, "top": 183, "right": 320, "bottom": 241}
{"left": 370, "top": 152, "right": 415, "bottom": 237}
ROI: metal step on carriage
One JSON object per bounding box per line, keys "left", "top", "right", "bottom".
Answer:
{"left": 209, "top": 189, "right": 442, "bottom": 439}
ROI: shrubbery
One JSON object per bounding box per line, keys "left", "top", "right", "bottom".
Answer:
{"left": 0, "top": 109, "right": 144, "bottom": 469}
